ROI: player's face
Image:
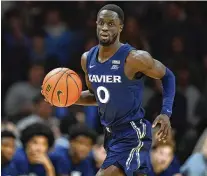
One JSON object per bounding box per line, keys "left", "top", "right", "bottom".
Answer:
{"left": 26, "top": 136, "right": 49, "bottom": 157}
{"left": 152, "top": 146, "right": 173, "bottom": 171}
{"left": 1, "top": 137, "right": 16, "bottom": 162}
{"left": 70, "top": 135, "right": 93, "bottom": 161}
{"left": 96, "top": 10, "right": 123, "bottom": 46}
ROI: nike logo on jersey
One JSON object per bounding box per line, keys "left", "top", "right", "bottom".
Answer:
{"left": 89, "top": 65, "right": 95, "bottom": 68}
{"left": 88, "top": 74, "right": 121, "bottom": 83}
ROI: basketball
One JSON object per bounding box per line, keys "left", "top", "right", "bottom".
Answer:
{"left": 41, "top": 68, "right": 82, "bottom": 107}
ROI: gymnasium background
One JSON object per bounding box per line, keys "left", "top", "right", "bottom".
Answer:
{"left": 1, "top": 1, "right": 207, "bottom": 175}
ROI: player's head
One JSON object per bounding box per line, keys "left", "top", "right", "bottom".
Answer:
{"left": 33, "top": 94, "right": 52, "bottom": 119}
{"left": 97, "top": 4, "right": 124, "bottom": 46}
{"left": 1, "top": 130, "right": 16, "bottom": 162}
{"left": 69, "top": 124, "right": 97, "bottom": 161}
{"left": 21, "top": 123, "right": 54, "bottom": 157}
{"left": 151, "top": 141, "right": 175, "bottom": 172}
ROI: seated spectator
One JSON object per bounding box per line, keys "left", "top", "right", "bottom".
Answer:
{"left": 180, "top": 135, "right": 207, "bottom": 176}
{"left": 13, "top": 123, "right": 63, "bottom": 176}
{"left": 52, "top": 124, "right": 98, "bottom": 176}
{"left": 17, "top": 94, "right": 60, "bottom": 138}
{"left": 147, "top": 141, "right": 181, "bottom": 176}
{"left": 1, "top": 130, "right": 18, "bottom": 176}
{"left": 4, "top": 62, "right": 45, "bottom": 122}
{"left": 55, "top": 113, "right": 78, "bottom": 149}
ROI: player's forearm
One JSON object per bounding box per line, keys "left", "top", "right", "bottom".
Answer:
{"left": 161, "top": 67, "right": 176, "bottom": 117}
{"left": 75, "top": 90, "right": 98, "bottom": 106}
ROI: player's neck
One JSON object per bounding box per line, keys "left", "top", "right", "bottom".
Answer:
{"left": 99, "top": 41, "right": 122, "bottom": 61}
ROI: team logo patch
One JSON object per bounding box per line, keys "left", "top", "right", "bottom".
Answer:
{"left": 112, "top": 60, "right": 120, "bottom": 64}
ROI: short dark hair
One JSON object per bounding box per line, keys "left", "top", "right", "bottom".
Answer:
{"left": 1, "top": 130, "right": 16, "bottom": 139}
{"left": 98, "top": 4, "right": 124, "bottom": 24}
{"left": 59, "top": 114, "right": 78, "bottom": 135}
{"left": 20, "top": 123, "right": 54, "bottom": 149}
{"left": 69, "top": 124, "right": 97, "bottom": 145}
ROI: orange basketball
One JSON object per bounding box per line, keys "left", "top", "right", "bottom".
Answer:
{"left": 42, "top": 68, "right": 82, "bottom": 107}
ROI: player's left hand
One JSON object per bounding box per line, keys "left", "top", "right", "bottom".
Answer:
{"left": 152, "top": 114, "right": 171, "bottom": 142}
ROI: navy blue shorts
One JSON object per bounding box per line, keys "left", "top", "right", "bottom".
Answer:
{"left": 101, "top": 118, "right": 152, "bottom": 176}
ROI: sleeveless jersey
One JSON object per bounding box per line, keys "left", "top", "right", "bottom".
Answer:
{"left": 86, "top": 43, "right": 145, "bottom": 127}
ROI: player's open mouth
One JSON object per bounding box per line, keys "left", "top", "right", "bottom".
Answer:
{"left": 100, "top": 34, "right": 109, "bottom": 40}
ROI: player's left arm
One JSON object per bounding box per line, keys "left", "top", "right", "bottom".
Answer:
{"left": 128, "top": 50, "right": 176, "bottom": 141}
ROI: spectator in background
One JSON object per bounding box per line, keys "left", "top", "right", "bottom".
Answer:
{"left": 29, "top": 31, "right": 62, "bottom": 73}
{"left": 44, "top": 8, "right": 83, "bottom": 66}
{"left": 55, "top": 113, "right": 78, "bottom": 149}
{"left": 3, "top": 9, "right": 29, "bottom": 49}
{"left": 4, "top": 62, "right": 45, "bottom": 122}
{"left": 53, "top": 124, "right": 98, "bottom": 176}
{"left": 13, "top": 123, "right": 63, "bottom": 176}
{"left": 193, "top": 128, "right": 207, "bottom": 154}
{"left": 30, "top": 31, "right": 47, "bottom": 62}
{"left": 1, "top": 130, "right": 17, "bottom": 176}
{"left": 145, "top": 80, "right": 187, "bottom": 140}
{"left": 180, "top": 135, "right": 207, "bottom": 176}
{"left": 121, "top": 16, "right": 150, "bottom": 51}
{"left": 176, "top": 67, "right": 201, "bottom": 126}
{"left": 147, "top": 141, "right": 181, "bottom": 176}
{"left": 165, "top": 2, "right": 187, "bottom": 23}
{"left": 2, "top": 9, "right": 30, "bottom": 105}
{"left": 201, "top": 54, "right": 207, "bottom": 94}
{"left": 165, "top": 35, "right": 202, "bottom": 89}
{"left": 16, "top": 94, "right": 60, "bottom": 138}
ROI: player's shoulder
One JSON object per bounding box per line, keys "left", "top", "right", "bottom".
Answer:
{"left": 128, "top": 49, "right": 151, "bottom": 61}
{"left": 81, "top": 45, "right": 98, "bottom": 60}
{"left": 81, "top": 51, "right": 89, "bottom": 61}
{"left": 126, "top": 49, "right": 152, "bottom": 67}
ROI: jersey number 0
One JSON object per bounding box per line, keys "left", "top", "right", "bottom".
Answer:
{"left": 97, "top": 86, "right": 110, "bottom": 103}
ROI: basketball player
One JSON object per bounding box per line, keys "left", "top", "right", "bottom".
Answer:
{"left": 75, "top": 4, "right": 176, "bottom": 176}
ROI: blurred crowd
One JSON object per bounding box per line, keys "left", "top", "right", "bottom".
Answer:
{"left": 1, "top": 1, "right": 207, "bottom": 176}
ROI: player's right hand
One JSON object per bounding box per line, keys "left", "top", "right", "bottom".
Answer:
{"left": 152, "top": 114, "right": 171, "bottom": 143}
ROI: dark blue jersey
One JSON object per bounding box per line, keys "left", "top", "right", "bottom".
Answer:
{"left": 86, "top": 43, "right": 145, "bottom": 127}
{"left": 52, "top": 146, "right": 97, "bottom": 176}
{"left": 2, "top": 161, "right": 18, "bottom": 176}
